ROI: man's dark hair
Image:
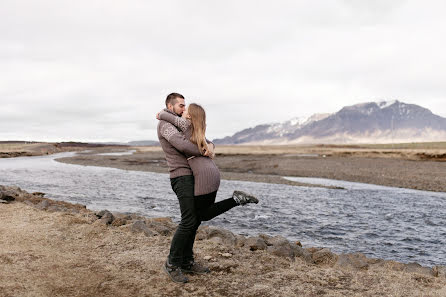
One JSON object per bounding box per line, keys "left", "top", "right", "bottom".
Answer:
{"left": 165, "top": 93, "right": 184, "bottom": 107}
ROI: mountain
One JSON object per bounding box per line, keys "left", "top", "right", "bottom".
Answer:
{"left": 213, "top": 100, "right": 446, "bottom": 144}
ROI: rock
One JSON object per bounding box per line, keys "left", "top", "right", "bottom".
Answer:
{"left": 0, "top": 192, "right": 15, "bottom": 202}
{"left": 47, "top": 205, "right": 69, "bottom": 212}
{"left": 244, "top": 236, "right": 267, "bottom": 251}
{"left": 203, "top": 256, "right": 213, "bottom": 261}
{"left": 146, "top": 220, "right": 173, "bottom": 236}
{"left": 433, "top": 266, "right": 446, "bottom": 278}
{"left": 111, "top": 218, "right": 128, "bottom": 227}
{"left": 268, "top": 244, "right": 294, "bottom": 259}
{"left": 335, "top": 253, "right": 369, "bottom": 270}
{"left": 201, "top": 227, "right": 237, "bottom": 246}
{"left": 293, "top": 245, "right": 314, "bottom": 264}
{"left": 235, "top": 235, "right": 246, "bottom": 247}
{"left": 312, "top": 248, "right": 338, "bottom": 266}
{"left": 32, "top": 192, "right": 45, "bottom": 197}
{"left": 36, "top": 200, "right": 50, "bottom": 210}
{"left": 209, "top": 237, "right": 223, "bottom": 245}
{"left": 265, "top": 235, "right": 289, "bottom": 247}
{"left": 96, "top": 210, "right": 114, "bottom": 225}
{"left": 404, "top": 262, "right": 434, "bottom": 276}
{"left": 130, "top": 220, "right": 155, "bottom": 237}
{"left": 0, "top": 200, "right": 7, "bottom": 204}
{"left": 221, "top": 253, "right": 232, "bottom": 258}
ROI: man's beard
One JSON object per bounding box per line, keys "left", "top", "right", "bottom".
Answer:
{"left": 174, "top": 108, "right": 183, "bottom": 116}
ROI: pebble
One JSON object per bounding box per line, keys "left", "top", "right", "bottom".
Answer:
{"left": 221, "top": 253, "right": 232, "bottom": 258}
{"left": 203, "top": 256, "right": 212, "bottom": 261}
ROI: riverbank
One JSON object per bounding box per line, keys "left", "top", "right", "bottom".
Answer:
{"left": 55, "top": 145, "right": 446, "bottom": 192}
{"left": 0, "top": 141, "right": 127, "bottom": 158}
{"left": 1, "top": 185, "right": 446, "bottom": 296}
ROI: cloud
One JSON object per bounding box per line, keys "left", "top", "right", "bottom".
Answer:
{"left": 1, "top": 0, "right": 445, "bottom": 141}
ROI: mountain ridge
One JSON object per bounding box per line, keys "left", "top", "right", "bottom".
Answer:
{"left": 213, "top": 100, "right": 446, "bottom": 144}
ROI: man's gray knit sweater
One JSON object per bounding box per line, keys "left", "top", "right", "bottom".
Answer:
{"left": 157, "top": 109, "right": 205, "bottom": 179}
{"left": 159, "top": 110, "right": 220, "bottom": 196}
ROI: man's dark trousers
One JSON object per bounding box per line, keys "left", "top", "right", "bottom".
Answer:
{"left": 168, "top": 175, "right": 198, "bottom": 267}
{"left": 168, "top": 175, "right": 238, "bottom": 267}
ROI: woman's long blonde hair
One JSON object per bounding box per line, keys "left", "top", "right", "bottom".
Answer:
{"left": 188, "top": 103, "right": 208, "bottom": 154}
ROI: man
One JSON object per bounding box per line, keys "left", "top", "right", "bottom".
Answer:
{"left": 157, "top": 92, "right": 213, "bottom": 283}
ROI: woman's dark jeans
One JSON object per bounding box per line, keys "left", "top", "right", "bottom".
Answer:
{"left": 168, "top": 175, "right": 237, "bottom": 267}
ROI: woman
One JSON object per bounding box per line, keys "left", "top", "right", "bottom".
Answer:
{"left": 157, "top": 103, "right": 258, "bottom": 222}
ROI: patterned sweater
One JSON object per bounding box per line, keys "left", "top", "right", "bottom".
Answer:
{"left": 158, "top": 110, "right": 221, "bottom": 196}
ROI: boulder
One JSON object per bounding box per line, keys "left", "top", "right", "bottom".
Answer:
{"left": 0, "top": 191, "right": 15, "bottom": 202}
{"left": 244, "top": 236, "right": 267, "bottom": 251}
{"left": 36, "top": 200, "right": 50, "bottom": 210}
{"left": 111, "top": 218, "right": 128, "bottom": 227}
{"left": 335, "top": 253, "right": 369, "bottom": 270}
{"left": 293, "top": 245, "right": 314, "bottom": 264}
{"left": 312, "top": 248, "right": 338, "bottom": 266}
{"left": 199, "top": 227, "right": 237, "bottom": 246}
{"left": 147, "top": 222, "right": 172, "bottom": 236}
{"left": 146, "top": 218, "right": 176, "bottom": 235}
{"left": 130, "top": 220, "right": 155, "bottom": 237}
{"left": 96, "top": 210, "right": 114, "bottom": 225}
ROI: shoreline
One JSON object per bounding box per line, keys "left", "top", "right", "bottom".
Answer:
{"left": 1, "top": 185, "right": 446, "bottom": 296}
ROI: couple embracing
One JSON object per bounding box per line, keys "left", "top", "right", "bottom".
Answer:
{"left": 156, "top": 93, "right": 259, "bottom": 283}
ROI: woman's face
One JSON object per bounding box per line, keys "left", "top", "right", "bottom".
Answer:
{"left": 182, "top": 107, "right": 191, "bottom": 119}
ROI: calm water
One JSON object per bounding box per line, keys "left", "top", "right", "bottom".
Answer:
{"left": 1, "top": 152, "right": 445, "bottom": 267}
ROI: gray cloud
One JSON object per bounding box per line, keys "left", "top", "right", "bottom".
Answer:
{"left": 1, "top": 0, "right": 445, "bottom": 142}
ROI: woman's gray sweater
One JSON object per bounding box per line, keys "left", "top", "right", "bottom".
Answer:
{"left": 158, "top": 111, "right": 221, "bottom": 196}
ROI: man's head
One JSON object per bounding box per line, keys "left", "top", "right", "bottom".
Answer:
{"left": 165, "top": 93, "right": 185, "bottom": 116}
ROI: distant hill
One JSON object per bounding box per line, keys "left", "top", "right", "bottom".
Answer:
{"left": 126, "top": 140, "right": 159, "bottom": 146}
{"left": 213, "top": 100, "right": 446, "bottom": 144}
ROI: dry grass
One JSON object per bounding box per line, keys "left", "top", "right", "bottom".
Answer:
{"left": 0, "top": 142, "right": 47, "bottom": 152}
{"left": 1, "top": 202, "right": 446, "bottom": 297}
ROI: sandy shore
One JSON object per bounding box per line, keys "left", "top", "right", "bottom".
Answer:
{"left": 55, "top": 146, "right": 446, "bottom": 192}
{"left": 1, "top": 186, "right": 446, "bottom": 296}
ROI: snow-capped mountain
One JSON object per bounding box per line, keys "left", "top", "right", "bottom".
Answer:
{"left": 213, "top": 100, "right": 446, "bottom": 144}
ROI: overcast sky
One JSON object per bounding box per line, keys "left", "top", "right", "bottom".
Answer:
{"left": 1, "top": 0, "right": 445, "bottom": 142}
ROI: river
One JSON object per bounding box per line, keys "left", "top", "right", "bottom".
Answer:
{"left": 1, "top": 152, "right": 445, "bottom": 267}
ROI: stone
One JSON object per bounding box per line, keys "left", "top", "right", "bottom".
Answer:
{"left": 404, "top": 262, "right": 434, "bottom": 276}
{"left": 312, "top": 248, "right": 338, "bottom": 266}
{"left": 203, "top": 256, "right": 213, "bottom": 261}
{"left": 433, "top": 266, "right": 446, "bottom": 278}
{"left": 96, "top": 210, "right": 114, "bottom": 225}
{"left": 268, "top": 244, "right": 294, "bottom": 259}
{"left": 244, "top": 236, "right": 267, "bottom": 251}
{"left": 293, "top": 245, "right": 314, "bottom": 264}
{"left": 130, "top": 220, "right": 155, "bottom": 237}
{"left": 0, "top": 192, "right": 15, "bottom": 202}
{"left": 36, "top": 200, "right": 50, "bottom": 210}
{"left": 32, "top": 192, "right": 45, "bottom": 197}
{"left": 111, "top": 218, "right": 128, "bottom": 227}
{"left": 47, "top": 205, "right": 68, "bottom": 212}
{"left": 146, "top": 221, "right": 173, "bottom": 236}
{"left": 266, "top": 235, "right": 289, "bottom": 247}
{"left": 221, "top": 253, "right": 232, "bottom": 258}
{"left": 203, "top": 227, "right": 237, "bottom": 246}
{"left": 235, "top": 235, "right": 246, "bottom": 247}
{"left": 335, "top": 253, "right": 369, "bottom": 270}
